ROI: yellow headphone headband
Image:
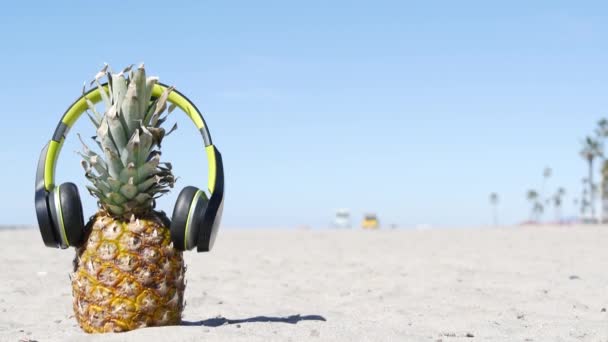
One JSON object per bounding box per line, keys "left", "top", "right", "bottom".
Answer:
{"left": 43, "top": 83, "right": 219, "bottom": 193}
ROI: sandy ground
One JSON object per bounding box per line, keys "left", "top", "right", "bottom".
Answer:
{"left": 0, "top": 226, "right": 606, "bottom": 341}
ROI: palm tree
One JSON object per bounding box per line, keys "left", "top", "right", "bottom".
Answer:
{"left": 581, "top": 179, "right": 590, "bottom": 220}
{"left": 533, "top": 201, "right": 544, "bottom": 222}
{"left": 489, "top": 192, "right": 499, "bottom": 226}
{"left": 526, "top": 190, "right": 542, "bottom": 222}
{"left": 596, "top": 118, "right": 608, "bottom": 137}
{"left": 595, "top": 119, "right": 608, "bottom": 223}
{"left": 553, "top": 187, "right": 566, "bottom": 223}
{"left": 542, "top": 167, "right": 552, "bottom": 200}
{"left": 580, "top": 136, "right": 602, "bottom": 223}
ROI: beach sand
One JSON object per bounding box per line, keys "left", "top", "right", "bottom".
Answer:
{"left": 0, "top": 226, "right": 606, "bottom": 341}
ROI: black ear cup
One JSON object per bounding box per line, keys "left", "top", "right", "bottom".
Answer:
{"left": 197, "top": 192, "right": 223, "bottom": 252}
{"left": 196, "top": 147, "right": 224, "bottom": 252}
{"left": 171, "top": 186, "right": 209, "bottom": 251}
{"left": 47, "top": 182, "right": 86, "bottom": 248}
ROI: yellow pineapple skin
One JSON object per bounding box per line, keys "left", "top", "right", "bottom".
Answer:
{"left": 71, "top": 212, "right": 185, "bottom": 333}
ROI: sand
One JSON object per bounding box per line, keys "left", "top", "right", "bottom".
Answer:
{"left": 0, "top": 226, "right": 606, "bottom": 341}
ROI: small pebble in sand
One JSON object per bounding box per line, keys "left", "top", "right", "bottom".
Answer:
{"left": 236, "top": 324, "right": 241, "bottom": 328}
{"left": 466, "top": 332, "right": 475, "bottom": 338}
{"left": 569, "top": 275, "right": 580, "bottom": 280}
{"left": 601, "top": 308, "right": 606, "bottom": 312}
{"left": 517, "top": 313, "right": 525, "bottom": 319}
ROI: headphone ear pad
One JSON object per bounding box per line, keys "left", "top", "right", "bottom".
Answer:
{"left": 171, "top": 186, "right": 208, "bottom": 251}
{"left": 48, "top": 182, "right": 85, "bottom": 248}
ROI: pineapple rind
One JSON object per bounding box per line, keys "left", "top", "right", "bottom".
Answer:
{"left": 72, "top": 212, "right": 185, "bottom": 333}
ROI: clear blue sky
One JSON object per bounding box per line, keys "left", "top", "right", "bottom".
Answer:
{"left": 1, "top": 1, "right": 607, "bottom": 227}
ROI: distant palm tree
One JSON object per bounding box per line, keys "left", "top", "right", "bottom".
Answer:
{"left": 595, "top": 119, "right": 608, "bottom": 223}
{"left": 581, "top": 179, "right": 590, "bottom": 220}
{"left": 489, "top": 192, "right": 499, "bottom": 226}
{"left": 526, "top": 190, "right": 542, "bottom": 222}
{"left": 596, "top": 118, "right": 608, "bottom": 137}
{"left": 601, "top": 164, "right": 608, "bottom": 223}
{"left": 553, "top": 187, "right": 566, "bottom": 223}
{"left": 534, "top": 202, "right": 544, "bottom": 222}
{"left": 580, "top": 136, "right": 602, "bottom": 222}
{"left": 542, "top": 167, "right": 552, "bottom": 198}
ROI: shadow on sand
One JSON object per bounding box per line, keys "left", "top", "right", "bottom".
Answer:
{"left": 182, "top": 314, "right": 327, "bottom": 327}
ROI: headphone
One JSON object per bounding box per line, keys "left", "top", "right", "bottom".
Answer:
{"left": 35, "top": 83, "right": 224, "bottom": 252}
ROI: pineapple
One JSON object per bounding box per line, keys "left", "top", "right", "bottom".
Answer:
{"left": 70, "top": 64, "right": 184, "bottom": 333}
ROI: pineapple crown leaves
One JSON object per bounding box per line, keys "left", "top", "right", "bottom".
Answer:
{"left": 78, "top": 64, "right": 178, "bottom": 218}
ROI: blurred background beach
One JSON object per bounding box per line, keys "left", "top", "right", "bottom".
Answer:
{"left": 0, "top": 1, "right": 607, "bottom": 341}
